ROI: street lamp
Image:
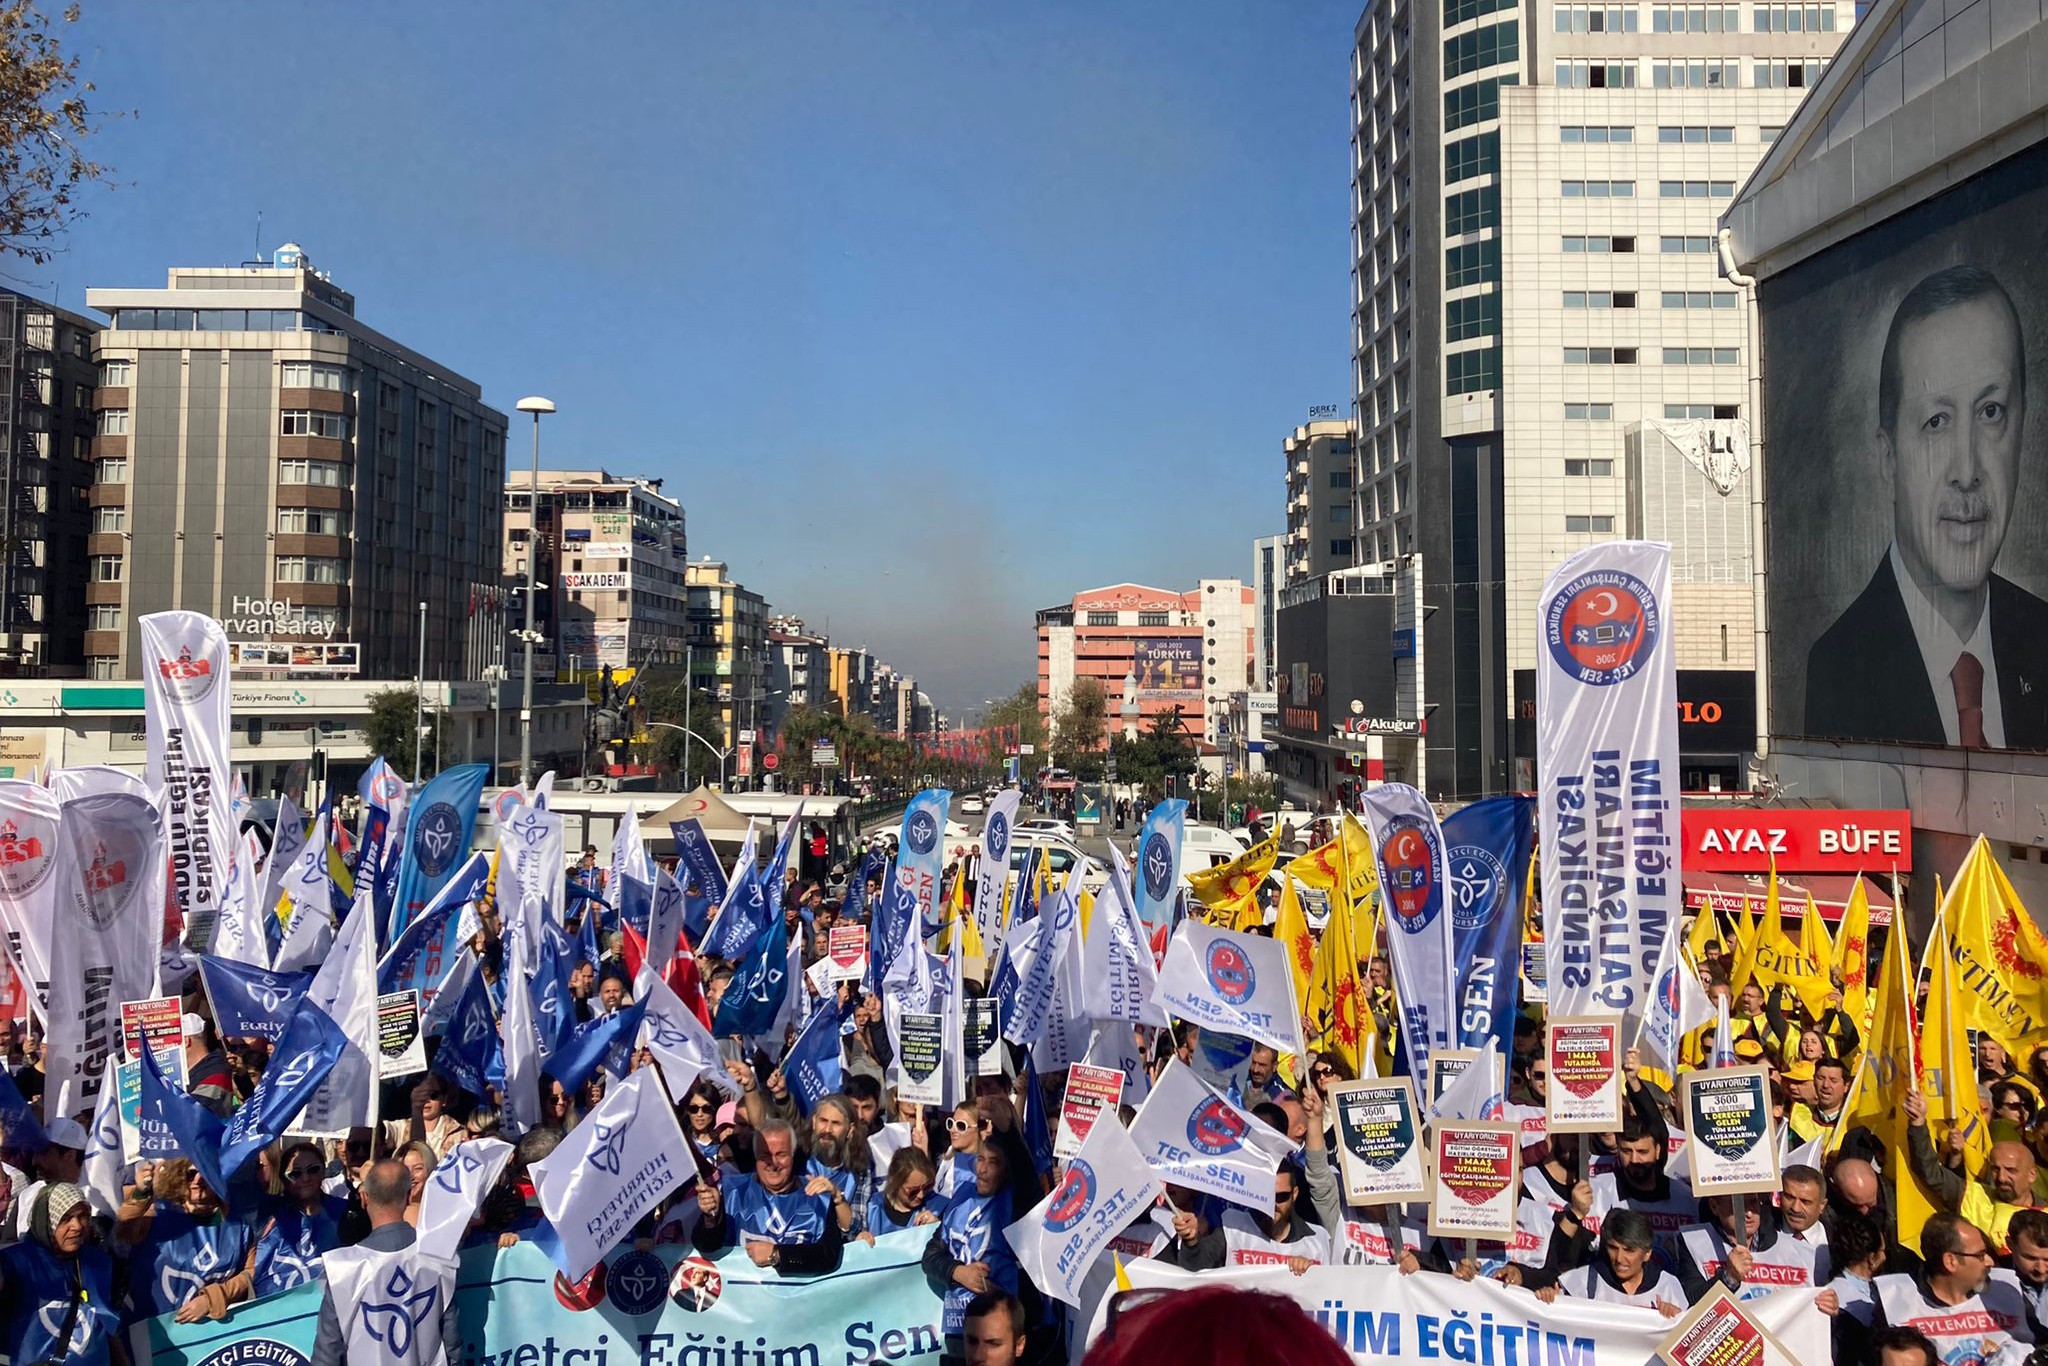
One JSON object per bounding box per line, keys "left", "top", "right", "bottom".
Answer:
{"left": 648, "top": 721, "right": 731, "bottom": 790}
{"left": 413, "top": 600, "right": 428, "bottom": 784}
{"left": 514, "top": 395, "right": 556, "bottom": 785}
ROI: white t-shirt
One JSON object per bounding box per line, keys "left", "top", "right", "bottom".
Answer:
{"left": 1559, "top": 1262, "right": 1688, "bottom": 1310}
{"left": 1220, "top": 1209, "right": 1332, "bottom": 1267}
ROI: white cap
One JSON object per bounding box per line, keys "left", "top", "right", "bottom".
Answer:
{"left": 43, "top": 1116, "right": 89, "bottom": 1151}
{"left": 180, "top": 1013, "right": 206, "bottom": 1037}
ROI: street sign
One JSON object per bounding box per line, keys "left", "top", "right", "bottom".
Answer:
{"left": 1018, "top": 743, "right": 1035, "bottom": 756}
{"left": 812, "top": 740, "right": 839, "bottom": 768}
{"left": 763, "top": 752, "right": 780, "bottom": 771}
{"left": 738, "top": 728, "right": 756, "bottom": 745}
{"left": 736, "top": 745, "right": 753, "bottom": 778}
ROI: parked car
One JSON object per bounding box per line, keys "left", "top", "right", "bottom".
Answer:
{"left": 1016, "top": 815, "right": 1077, "bottom": 842}
{"left": 957, "top": 792, "right": 987, "bottom": 815}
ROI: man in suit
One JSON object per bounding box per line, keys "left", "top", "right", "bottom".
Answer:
{"left": 1806, "top": 264, "right": 2048, "bottom": 748}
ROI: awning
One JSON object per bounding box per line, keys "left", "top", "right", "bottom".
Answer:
{"left": 1683, "top": 869, "right": 1895, "bottom": 928}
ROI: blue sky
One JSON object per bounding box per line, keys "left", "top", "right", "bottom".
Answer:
{"left": 34, "top": 1, "right": 1358, "bottom": 716}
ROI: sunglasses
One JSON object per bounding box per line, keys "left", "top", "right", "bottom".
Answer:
{"left": 900, "top": 1183, "right": 932, "bottom": 1200}
{"left": 686, "top": 1102, "right": 716, "bottom": 1114}
{"left": 946, "top": 1119, "right": 977, "bottom": 1133}
{"left": 287, "top": 1166, "right": 323, "bottom": 1179}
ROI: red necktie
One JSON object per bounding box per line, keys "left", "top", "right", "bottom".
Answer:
{"left": 1953, "top": 651, "right": 1986, "bottom": 748}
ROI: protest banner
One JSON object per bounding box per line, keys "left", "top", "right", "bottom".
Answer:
{"left": 1683, "top": 1065, "right": 1779, "bottom": 1196}
{"left": 377, "top": 989, "right": 426, "bottom": 1078}
{"left": 898, "top": 1010, "right": 946, "bottom": 1105}
{"left": 1425, "top": 1047, "right": 1480, "bottom": 1109}
{"left": 531, "top": 1067, "right": 687, "bottom": 1280}
{"left": 1427, "top": 1120, "right": 1520, "bottom": 1242}
{"left": 1328, "top": 1078, "right": 1427, "bottom": 1206}
{"left": 120, "top": 996, "right": 186, "bottom": 1078}
{"left": 1056, "top": 1062, "right": 1124, "bottom": 1159}
{"left": 1657, "top": 1285, "right": 1797, "bottom": 1366}
{"left": 963, "top": 998, "right": 1004, "bottom": 1076}
{"left": 140, "top": 611, "right": 235, "bottom": 956}
{"left": 146, "top": 1280, "right": 324, "bottom": 1366}
{"left": 455, "top": 1234, "right": 944, "bottom": 1366}
{"left": 1089, "top": 1260, "right": 1827, "bottom": 1366}
{"left": 1547, "top": 1014, "right": 1624, "bottom": 1133}
{"left": 828, "top": 923, "right": 869, "bottom": 981}
{"left": 1521, "top": 942, "right": 1548, "bottom": 1005}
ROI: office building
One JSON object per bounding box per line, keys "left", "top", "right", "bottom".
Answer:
{"left": 0, "top": 292, "right": 99, "bottom": 674}
{"left": 83, "top": 245, "right": 508, "bottom": 681}
{"left": 765, "top": 615, "right": 830, "bottom": 738}
{"left": 1035, "top": 580, "right": 1255, "bottom": 747}
{"left": 828, "top": 645, "right": 878, "bottom": 722}
{"left": 1346, "top": 0, "right": 1845, "bottom": 795}
{"left": 502, "top": 468, "right": 688, "bottom": 675}
{"left": 684, "top": 557, "right": 769, "bottom": 750}
{"left": 1283, "top": 420, "right": 1359, "bottom": 586}
{"left": 1251, "top": 533, "right": 1283, "bottom": 693}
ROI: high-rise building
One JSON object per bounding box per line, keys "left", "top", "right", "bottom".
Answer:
{"left": 827, "top": 645, "right": 877, "bottom": 722}
{"left": 0, "top": 292, "right": 99, "bottom": 674}
{"left": 765, "top": 615, "right": 830, "bottom": 738}
{"left": 1036, "top": 581, "right": 1255, "bottom": 747}
{"left": 1283, "top": 421, "right": 1359, "bottom": 586}
{"left": 684, "top": 558, "right": 769, "bottom": 745}
{"left": 1346, "top": 0, "right": 1845, "bottom": 795}
{"left": 1251, "top": 533, "right": 1283, "bottom": 692}
{"left": 83, "top": 246, "right": 508, "bottom": 680}
{"left": 502, "top": 468, "right": 688, "bottom": 675}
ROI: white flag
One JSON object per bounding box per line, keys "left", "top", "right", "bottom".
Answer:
{"left": 1430, "top": 1040, "right": 1506, "bottom": 1122}
{"left": 0, "top": 780, "right": 62, "bottom": 1023}
{"left": 532, "top": 1066, "right": 687, "bottom": 1280}
{"left": 274, "top": 811, "right": 333, "bottom": 930}
{"left": 212, "top": 831, "right": 270, "bottom": 970}
{"left": 1003, "top": 1114, "right": 1162, "bottom": 1308}
{"left": 1082, "top": 1025, "right": 1152, "bottom": 1109}
{"left": 139, "top": 611, "right": 235, "bottom": 955}
{"left": 499, "top": 803, "right": 564, "bottom": 975}
{"left": 1004, "top": 871, "right": 1080, "bottom": 1047}
{"left": 257, "top": 795, "right": 307, "bottom": 929}
{"left": 296, "top": 886, "right": 378, "bottom": 1135}
{"left": 1637, "top": 930, "right": 1711, "bottom": 1073}
{"left": 416, "top": 1137, "right": 514, "bottom": 1264}
{"left": 1152, "top": 920, "right": 1305, "bottom": 1058}
{"left": 1083, "top": 848, "right": 1168, "bottom": 1026}
{"left": 422, "top": 948, "right": 478, "bottom": 1037}
{"left": 972, "top": 789, "right": 1022, "bottom": 948}
{"left": 82, "top": 1055, "right": 125, "bottom": 1218}
{"left": 636, "top": 967, "right": 737, "bottom": 1100}
{"left": 1128, "top": 1059, "right": 1292, "bottom": 1212}
{"left": 271, "top": 882, "right": 335, "bottom": 974}
{"left": 502, "top": 962, "right": 542, "bottom": 1139}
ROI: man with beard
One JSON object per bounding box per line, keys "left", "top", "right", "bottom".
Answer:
{"left": 1906, "top": 1086, "right": 2047, "bottom": 1253}
{"left": 1585, "top": 1112, "right": 1695, "bottom": 1262}
{"left": 805, "top": 1094, "right": 874, "bottom": 1232}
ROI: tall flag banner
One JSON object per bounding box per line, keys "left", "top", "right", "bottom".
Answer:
{"left": 1442, "top": 796, "right": 1536, "bottom": 1049}
{"left": 1128, "top": 1059, "right": 1294, "bottom": 1211}
{"left": 139, "top": 611, "right": 235, "bottom": 955}
{"left": 1131, "top": 800, "right": 1188, "bottom": 942}
{"left": 1305, "top": 863, "right": 1369, "bottom": 1074}
{"left": 417, "top": 1137, "right": 514, "bottom": 1264}
{"left": 703, "top": 824, "right": 768, "bottom": 960}
{"left": 1637, "top": 925, "right": 1711, "bottom": 1073}
{"left": 256, "top": 795, "right": 308, "bottom": 931}
{"left": 45, "top": 790, "right": 167, "bottom": 1120}
{"left": 609, "top": 808, "right": 654, "bottom": 931}
{"left": 377, "top": 850, "right": 491, "bottom": 1008}
{"left": 1083, "top": 847, "right": 1168, "bottom": 1026}
{"left": 645, "top": 867, "right": 687, "bottom": 979}
{"left": 894, "top": 791, "right": 950, "bottom": 936}
{"left": 1153, "top": 920, "right": 1306, "bottom": 1057}
{"left": 296, "top": 885, "right": 379, "bottom": 1135}
{"left": 669, "top": 817, "right": 729, "bottom": 908}
{"left": 217, "top": 996, "right": 348, "bottom": 1178}
{"left": 872, "top": 867, "right": 923, "bottom": 994}
{"left": 1835, "top": 876, "right": 1874, "bottom": 1027}
{"left": 1003, "top": 1115, "right": 1162, "bottom": 1308}
{"left": 533, "top": 921, "right": 576, "bottom": 1061}
{"left": 197, "top": 956, "right": 313, "bottom": 1044}
{"left": 1921, "top": 916, "right": 1992, "bottom": 1174}
{"left": 1845, "top": 884, "right": 1941, "bottom": 1251}
{"left": 1003, "top": 869, "right": 1081, "bottom": 1047}
{"left": 82, "top": 1057, "right": 123, "bottom": 1218}
{"left": 354, "top": 759, "right": 407, "bottom": 926}
{"left": 713, "top": 911, "right": 790, "bottom": 1038}
{"left": 499, "top": 800, "right": 566, "bottom": 975}
{"left": 760, "top": 801, "right": 807, "bottom": 928}
{"left": 1359, "top": 782, "right": 1454, "bottom": 1085}
{"left": 1274, "top": 870, "right": 1317, "bottom": 1022}
{"left": 530, "top": 1067, "right": 686, "bottom": 1281}
{"left": 502, "top": 949, "right": 543, "bottom": 1137}
{"left": 0, "top": 780, "right": 61, "bottom": 1022}
{"left": 273, "top": 812, "right": 334, "bottom": 931}
{"left": 387, "top": 762, "right": 490, "bottom": 943}
{"left": 1944, "top": 834, "right": 2048, "bottom": 1049}
{"left": 1536, "top": 541, "right": 1679, "bottom": 1033}
{"left": 974, "top": 789, "right": 1023, "bottom": 949}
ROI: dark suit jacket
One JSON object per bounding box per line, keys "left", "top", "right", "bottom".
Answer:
{"left": 1804, "top": 556, "right": 2048, "bottom": 748}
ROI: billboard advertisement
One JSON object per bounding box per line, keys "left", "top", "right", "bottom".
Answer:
{"left": 1762, "top": 140, "right": 2048, "bottom": 752}
{"left": 1133, "top": 638, "right": 1202, "bottom": 700}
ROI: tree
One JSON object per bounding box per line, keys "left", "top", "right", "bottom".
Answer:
{"left": 983, "top": 682, "right": 1049, "bottom": 779}
{"left": 364, "top": 687, "right": 443, "bottom": 782}
{"left": 1052, "top": 676, "right": 1108, "bottom": 767}
{"left": 633, "top": 667, "right": 725, "bottom": 781}
{"left": 0, "top": 3, "right": 111, "bottom": 266}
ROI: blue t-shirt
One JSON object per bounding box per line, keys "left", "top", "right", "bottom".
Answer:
{"left": 253, "top": 1196, "right": 348, "bottom": 1296}
{"left": 0, "top": 1241, "right": 118, "bottom": 1366}
{"left": 721, "top": 1173, "right": 833, "bottom": 1246}
{"left": 937, "top": 1188, "right": 1017, "bottom": 1334}
{"left": 126, "top": 1204, "right": 255, "bottom": 1320}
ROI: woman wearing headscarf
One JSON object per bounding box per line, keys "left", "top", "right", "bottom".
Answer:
{"left": 115, "top": 1157, "right": 257, "bottom": 1323}
{"left": 0, "top": 1182, "right": 121, "bottom": 1366}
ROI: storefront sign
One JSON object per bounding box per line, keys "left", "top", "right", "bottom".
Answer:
{"left": 221, "top": 596, "right": 340, "bottom": 638}
{"left": 1680, "top": 809, "right": 1912, "bottom": 873}
{"left": 561, "top": 572, "right": 630, "bottom": 590}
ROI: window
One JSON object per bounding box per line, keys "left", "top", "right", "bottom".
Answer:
{"left": 91, "top": 505, "right": 125, "bottom": 533}
{"left": 95, "top": 408, "right": 129, "bottom": 436}
{"left": 280, "top": 360, "right": 348, "bottom": 392}
{"left": 1330, "top": 505, "right": 1352, "bottom": 524}
{"left": 87, "top": 604, "right": 121, "bottom": 631}
{"left": 1446, "top": 0, "right": 1516, "bottom": 24}
{"left": 1661, "top": 235, "right": 1716, "bottom": 253}
{"left": 1085, "top": 611, "right": 1118, "bottom": 626}
{"left": 1659, "top": 179, "right": 1736, "bottom": 197}
{"left": 1566, "top": 515, "right": 1617, "bottom": 532}
{"left": 1330, "top": 539, "right": 1355, "bottom": 557}
{"left": 1658, "top": 125, "right": 1735, "bottom": 142}
{"left": 1447, "top": 240, "right": 1501, "bottom": 287}
{"left": 1556, "top": 60, "right": 1639, "bottom": 86}
{"left": 1561, "top": 179, "right": 1635, "bottom": 198}
{"left": 277, "top": 458, "right": 346, "bottom": 487}
{"left": 1652, "top": 2, "right": 1740, "bottom": 26}
{"left": 1755, "top": 58, "right": 1828, "bottom": 86}
{"left": 1565, "top": 403, "right": 1615, "bottom": 420}
{"left": 1562, "top": 291, "right": 1637, "bottom": 308}
{"left": 87, "top": 657, "right": 119, "bottom": 679}
{"left": 1662, "top": 347, "right": 1741, "bottom": 364}
{"left": 276, "top": 507, "right": 349, "bottom": 536}
{"left": 1665, "top": 403, "right": 1741, "bottom": 418}
{"left": 1445, "top": 131, "right": 1500, "bottom": 184}
{"left": 91, "top": 555, "right": 122, "bottom": 582}
{"left": 95, "top": 456, "right": 127, "bottom": 484}
{"left": 98, "top": 358, "right": 132, "bottom": 387}
{"left": 1662, "top": 291, "right": 1739, "bottom": 309}
{"left": 1447, "top": 295, "right": 1501, "bottom": 341}
{"left": 1753, "top": 3, "right": 1836, "bottom": 27}
{"left": 1445, "top": 187, "right": 1499, "bottom": 236}
{"left": 1445, "top": 76, "right": 1516, "bottom": 129}
{"left": 1565, "top": 458, "right": 1617, "bottom": 475}
{"left": 1653, "top": 59, "right": 1740, "bottom": 87}
{"left": 1560, "top": 235, "right": 1635, "bottom": 253}
{"left": 1555, "top": 4, "right": 1639, "bottom": 29}
{"left": 1330, "top": 470, "right": 1354, "bottom": 488}
{"left": 1560, "top": 125, "right": 1635, "bottom": 142}
{"left": 1447, "top": 346, "right": 1502, "bottom": 394}
{"left": 275, "top": 556, "right": 346, "bottom": 584}
{"left": 1760, "top": 125, "right": 1783, "bottom": 143}
{"left": 1564, "top": 347, "right": 1639, "bottom": 364}
{"left": 1445, "top": 21, "right": 1517, "bottom": 77}
{"left": 1137, "top": 611, "right": 1171, "bottom": 627}
{"left": 280, "top": 410, "right": 349, "bottom": 439}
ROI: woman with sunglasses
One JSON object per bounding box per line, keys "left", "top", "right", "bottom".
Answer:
{"left": 253, "top": 1141, "right": 348, "bottom": 1296}
{"left": 935, "top": 1101, "right": 983, "bottom": 1202}
{"left": 866, "top": 1147, "right": 942, "bottom": 1234}
{"left": 681, "top": 1080, "right": 727, "bottom": 1167}
{"left": 0, "top": 1183, "right": 119, "bottom": 1366}
{"left": 116, "top": 1157, "right": 258, "bottom": 1323}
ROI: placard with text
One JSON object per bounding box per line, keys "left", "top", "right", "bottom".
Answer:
{"left": 1426, "top": 1120, "right": 1520, "bottom": 1242}
{"left": 1546, "top": 1014, "right": 1623, "bottom": 1133}
{"left": 1426, "top": 1048, "right": 1481, "bottom": 1109}
{"left": 1329, "top": 1077, "right": 1427, "bottom": 1205}
{"left": 1683, "top": 1065, "right": 1779, "bottom": 1196}
{"left": 1055, "top": 1063, "right": 1125, "bottom": 1160}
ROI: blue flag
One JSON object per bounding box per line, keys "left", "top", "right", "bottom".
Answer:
{"left": 783, "top": 995, "right": 846, "bottom": 1115}
{"left": 197, "top": 956, "right": 315, "bottom": 1044}
{"left": 681, "top": 886, "right": 715, "bottom": 948}
{"left": 219, "top": 998, "right": 347, "bottom": 1179}
{"left": 139, "top": 1044, "right": 227, "bottom": 1198}
{"left": 354, "top": 758, "right": 405, "bottom": 924}
{"left": 843, "top": 848, "right": 883, "bottom": 924}
{"left": 573, "top": 897, "right": 603, "bottom": 971}
{"left": 762, "top": 804, "right": 806, "bottom": 923}
{"left": 866, "top": 865, "right": 918, "bottom": 996}
{"left": 1012, "top": 846, "right": 1043, "bottom": 927}
{"left": 669, "top": 817, "right": 729, "bottom": 906}
{"left": 1018, "top": 1057, "right": 1056, "bottom": 1179}
{"left": 387, "top": 762, "right": 490, "bottom": 944}
{"left": 1442, "top": 795, "right": 1536, "bottom": 1050}
{"left": 377, "top": 849, "right": 491, "bottom": 1003}
{"left": 617, "top": 874, "right": 653, "bottom": 937}
{"left": 0, "top": 1066, "right": 47, "bottom": 1153}
{"left": 533, "top": 920, "right": 576, "bottom": 1061}
{"left": 1132, "top": 799, "right": 1188, "bottom": 940}
{"left": 544, "top": 997, "right": 648, "bottom": 1094}
{"left": 704, "top": 857, "right": 770, "bottom": 961}
{"left": 895, "top": 791, "right": 951, "bottom": 936}
{"left": 434, "top": 965, "right": 502, "bottom": 1100}
{"left": 713, "top": 913, "right": 790, "bottom": 1038}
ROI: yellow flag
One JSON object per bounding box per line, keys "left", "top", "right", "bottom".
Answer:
{"left": 1746, "top": 864, "right": 1833, "bottom": 1017}
{"left": 1686, "top": 902, "right": 1723, "bottom": 967}
{"left": 1801, "top": 892, "right": 1835, "bottom": 974}
{"left": 326, "top": 844, "right": 356, "bottom": 901}
{"left": 1834, "top": 877, "right": 1873, "bottom": 1028}
{"left": 1307, "top": 868, "right": 1369, "bottom": 1074}
{"left": 1274, "top": 873, "right": 1317, "bottom": 1023}
{"left": 1844, "top": 885, "right": 1943, "bottom": 1252}
{"left": 1921, "top": 914, "right": 1994, "bottom": 1174}
{"left": 1944, "top": 835, "right": 2048, "bottom": 1051}
{"left": 1186, "top": 835, "right": 1280, "bottom": 926}
{"left": 1727, "top": 882, "right": 1765, "bottom": 1000}
{"left": 1291, "top": 816, "right": 1380, "bottom": 942}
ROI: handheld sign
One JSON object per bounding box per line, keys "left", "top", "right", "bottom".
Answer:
{"left": 897, "top": 1011, "right": 946, "bottom": 1106}
{"left": 827, "top": 924, "right": 868, "bottom": 982}
{"left": 377, "top": 990, "right": 427, "bottom": 1078}
{"left": 1520, "top": 943, "right": 1548, "bottom": 1005}
{"left": 962, "top": 999, "right": 1005, "bottom": 1076}
{"left": 1546, "top": 1015, "right": 1623, "bottom": 1133}
{"left": 1427, "top": 1048, "right": 1481, "bottom": 1108}
{"left": 1656, "top": 1284, "right": 1793, "bottom": 1366}
{"left": 1427, "top": 1119, "right": 1521, "bottom": 1242}
{"left": 1329, "top": 1077, "right": 1427, "bottom": 1205}
{"left": 1683, "top": 1064, "right": 1779, "bottom": 1196}
{"left": 1055, "top": 1063, "right": 1125, "bottom": 1159}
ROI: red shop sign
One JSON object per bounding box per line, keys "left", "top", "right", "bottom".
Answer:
{"left": 1680, "top": 808, "right": 1912, "bottom": 873}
